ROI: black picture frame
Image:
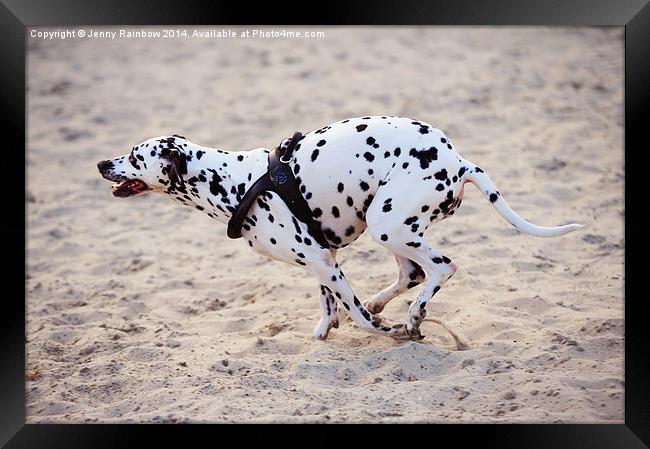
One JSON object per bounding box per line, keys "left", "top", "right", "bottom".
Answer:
{"left": 3, "top": 0, "right": 648, "bottom": 447}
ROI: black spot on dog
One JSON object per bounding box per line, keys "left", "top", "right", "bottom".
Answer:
{"left": 409, "top": 147, "right": 438, "bottom": 169}
{"left": 434, "top": 169, "right": 448, "bottom": 181}
{"left": 380, "top": 234, "right": 388, "bottom": 241}
{"left": 363, "top": 194, "right": 374, "bottom": 211}
{"left": 394, "top": 147, "right": 401, "bottom": 157}
{"left": 359, "top": 181, "right": 370, "bottom": 191}
{"left": 404, "top": 216, "right": 418, "bottom": 225}
{"left": 311, "top": 149, "right": 319, "bottom": 162}
{"left": 363, "top": 152, "right": 375, "bottom": 162}
{"left": 489, "top": 193, "right": 498, "bottom": 203}
{"left": 338, "top": 182, "right": 344, "bottom": 193}
{"left": 356, "top": 124, "right": 367, "bottom": 132}
{"left": 291, "top": 217, "right": 302, "bottom": 235}
{"left": 317, "top": 139, "right": 326, "bottom": 147}
{"left": 332, "top": 206, "right": 340, "bottom": 218}
{"left": 345, "top": 226, "right": 355, "bottom": 237}
{"left": 256, "top": 198, "right": 271, "bottom": 211}
{"left": 323, "top": 228, "right": 342, "bottom": 245}
{"left": 366, "top": 137, "right": 376, "bottom": 146}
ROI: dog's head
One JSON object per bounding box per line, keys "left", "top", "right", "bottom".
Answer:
{"left": 97, "top": 134, "right": 190, "bottom": 198}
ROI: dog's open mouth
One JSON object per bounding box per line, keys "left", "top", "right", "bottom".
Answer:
{"left": 111, "top": 179, "right": 151, "bottom": 197}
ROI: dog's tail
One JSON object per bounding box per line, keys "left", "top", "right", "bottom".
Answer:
{"left": 464, "top": 162, "right": 583, "bottom": 238}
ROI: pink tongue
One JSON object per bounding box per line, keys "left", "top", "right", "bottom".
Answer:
{"left": 111, "top": 182, "right": 126, "bottom": 191}
{"left": 112, "top": 180, "right": 144, "bottom": 194}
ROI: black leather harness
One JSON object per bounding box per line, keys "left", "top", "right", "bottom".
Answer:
{"left": 226, "top": 132, "right": 330, "bottom": 249}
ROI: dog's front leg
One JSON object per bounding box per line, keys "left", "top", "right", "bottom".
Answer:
{"left": 313, "top": 284, "right": 339, "bottom": 340}
{"left": 240, "top": 192, "right": 413, "bottom": 341}
{"left": 306, "top": 252, "right": 415, "bottom": 340}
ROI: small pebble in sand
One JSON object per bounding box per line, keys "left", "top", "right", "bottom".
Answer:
{"left": 503, "top": 390, "right": 517, "bottom": 400}
{"left": 221, "top": 359, "right": 229, "bottom": 367}
{"left": 461, "top": 359, "right": 475, "bottom": 369}
{"left": 179, "top": 362, "right": 187, "bottom": 367}
{"left": 166, "top": 340, "right": 181, "bottom": 348}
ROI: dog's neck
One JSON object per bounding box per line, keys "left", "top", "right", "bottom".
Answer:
{"left": 161, "top": 143, "right": 270, "bottom": 225}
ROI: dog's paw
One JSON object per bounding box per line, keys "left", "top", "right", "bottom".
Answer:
{"left": 385, "top": 323, "right": 414, "bottom": 341}
{"left": 312, "top": 320, "right": 331, "bottom": 341}
{"left": 313, "top": 317, "right": 340, "bottom": 340}
{"left": 313, "top": 329, "right": 329, "bottom": 341}
{"left": 408, "top": 326, "right": 425, "bottom": 341}
{"left": 363, "top": 300, "right": 385, "bottom": 315}
{"left": 407, "top": 308, "right": 427, "bottom": 331}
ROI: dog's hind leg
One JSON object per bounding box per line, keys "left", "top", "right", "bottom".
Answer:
{"left": 242, "top": 192, "right": 413, "bottom": 340}
{"left": 367, "top": 234, "right": 456, "bottom": 333}
{"left": 366, "top": 185, "right": 458, "bottom": 334}
{"left": 364, "top": 256, "right": 426, "bottom": 314}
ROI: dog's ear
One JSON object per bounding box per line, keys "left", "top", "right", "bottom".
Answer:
{"left": 160, "top": 148, "right": 188, "bottom": 187}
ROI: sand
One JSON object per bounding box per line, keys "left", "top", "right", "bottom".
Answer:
{"left": 26, "top": 26, "right": 624, "bottom": 423}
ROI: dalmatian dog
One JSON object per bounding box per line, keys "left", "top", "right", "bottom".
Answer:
{"left": 97, "top": 116, "right": 582, "bottom": 341}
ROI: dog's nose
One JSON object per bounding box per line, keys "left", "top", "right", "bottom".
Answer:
{"left": 97, "top": 160, "right": 114, "bottom": 172}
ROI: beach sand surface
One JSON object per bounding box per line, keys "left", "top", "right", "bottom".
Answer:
{"left": 26, "top": 27, "right": 623, "bottom": 423}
